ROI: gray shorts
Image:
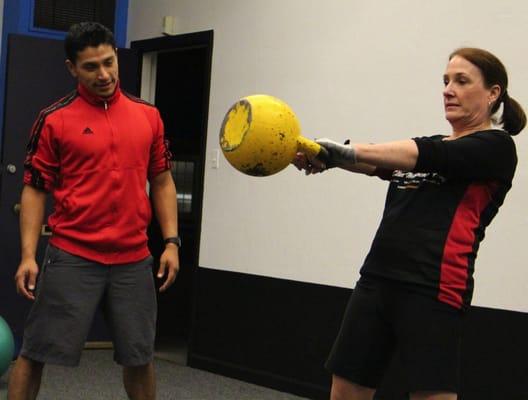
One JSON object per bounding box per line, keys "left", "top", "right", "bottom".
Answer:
{"left": 20, "top": 245, "right": 157, "bottom": 367}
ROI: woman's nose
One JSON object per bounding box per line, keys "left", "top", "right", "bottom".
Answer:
{"left": 443, "top": 84, "right": 454, "bottom": 97}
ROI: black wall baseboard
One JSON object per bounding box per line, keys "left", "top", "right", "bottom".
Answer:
{"left": 188, "top": 267, "right": 347, "bottom": 399}
{"left": 188, "top": 267, "right": 528, "bottom": 400}
{"left": 189, "top": 354, "right": 329, "bottom": 399}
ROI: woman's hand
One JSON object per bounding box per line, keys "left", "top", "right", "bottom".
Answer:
{"left": 292, "top": 151, "right": 327, "bottom": 175}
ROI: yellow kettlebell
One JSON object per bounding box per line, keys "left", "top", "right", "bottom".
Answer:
{"left": 219, "top": 94, "right": 327, "bottom": 176}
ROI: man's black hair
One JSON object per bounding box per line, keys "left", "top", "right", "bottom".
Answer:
{"left": 64, "top": 22, "right": 116, "bottom": 64}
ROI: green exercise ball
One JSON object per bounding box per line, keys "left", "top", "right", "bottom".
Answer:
{"left": 0, "top": 316, "right": 14, "bottom": 377}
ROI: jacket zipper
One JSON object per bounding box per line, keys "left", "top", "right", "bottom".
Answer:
{"left": 103, "top": 100, "right": 119, "bottom": 239}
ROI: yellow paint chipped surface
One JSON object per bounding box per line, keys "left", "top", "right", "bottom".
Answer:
{"left": 220, "top": 100, "right": 251, "bottom": 151}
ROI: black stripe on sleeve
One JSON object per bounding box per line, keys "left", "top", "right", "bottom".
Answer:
{"left": 24, "top": 91, "right": 77, "bottom": 190}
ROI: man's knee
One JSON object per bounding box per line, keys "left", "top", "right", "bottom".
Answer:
{"left": 123, "top": 361, "right": 154, "bottom": 381}
{"left": 123, "top": 362, "right": 153, "bottom": 372}
{"left": 15, "top": 355, "right": 44, "bottom": 372}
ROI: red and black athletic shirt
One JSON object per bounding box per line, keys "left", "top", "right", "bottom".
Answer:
{"left": 360, "top": 129, "right": 517, "bottom": 309}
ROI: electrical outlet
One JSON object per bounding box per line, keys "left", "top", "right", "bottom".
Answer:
{"left": 211, "top": 149, "right": 220, "bottom": 169}
{"left": 162, "top": 16, "right": 175, "bottom": 35}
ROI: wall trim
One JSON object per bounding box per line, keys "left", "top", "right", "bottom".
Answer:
{"left": 189, "top": 266, "right": 528, "bottom": 400}
{"left": 189, "top": 354, "right": 328, "bottom": 399}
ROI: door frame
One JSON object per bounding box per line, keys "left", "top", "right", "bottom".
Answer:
{"left": 131, "top": 30, "right": 214, "bottom": 355}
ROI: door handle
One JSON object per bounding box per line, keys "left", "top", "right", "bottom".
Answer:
{"left": 13, "top": 203, "right": 21, "bottom": 215}
{"left": 6, "top": 164, "right": 17, "bottom": 174}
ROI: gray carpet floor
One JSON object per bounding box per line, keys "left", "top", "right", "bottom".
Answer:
{"left": 0, "top": 350, "right": 309, "bottom": 399}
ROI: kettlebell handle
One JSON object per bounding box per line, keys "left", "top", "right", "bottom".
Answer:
{"left": 296, "top": 137, "right": 330, "bottom": 164}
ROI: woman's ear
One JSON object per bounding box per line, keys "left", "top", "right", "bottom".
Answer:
{"left": 489, "top": 84, "right": 501, "bottom": 104}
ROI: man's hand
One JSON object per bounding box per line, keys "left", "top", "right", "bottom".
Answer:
{"left": 157, "top": 245, "right": 180, "bottom": 292}
{"left": 15, "top": 258, "right": 39, "bottom": 300}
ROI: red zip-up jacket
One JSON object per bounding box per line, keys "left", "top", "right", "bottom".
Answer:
{"left": 24, "top": 83, "right": 171, "bottom": 264}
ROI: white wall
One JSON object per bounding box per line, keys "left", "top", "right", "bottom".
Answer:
{"left": 128, "top": 0, "right": 528, "bottom": 313}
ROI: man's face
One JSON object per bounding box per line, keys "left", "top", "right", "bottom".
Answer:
{"left": 66, "top": 44, "right": 119, "bottom": 98}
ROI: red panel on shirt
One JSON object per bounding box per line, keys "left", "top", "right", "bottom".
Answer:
{"left": 438, "top": 183, "right": 495, "bottom": 308}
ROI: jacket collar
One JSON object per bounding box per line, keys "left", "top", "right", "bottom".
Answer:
{"left": 77, "top": 81, "right": 121, "bottom": 107}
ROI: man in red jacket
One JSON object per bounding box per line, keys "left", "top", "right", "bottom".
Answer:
{"left": 8, "top": 22, "right": 179, "bottom": 400}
